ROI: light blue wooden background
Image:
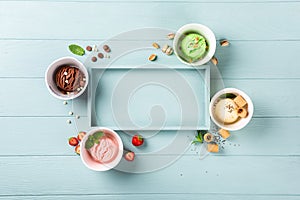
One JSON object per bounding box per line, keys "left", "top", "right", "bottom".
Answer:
{"left": 1, "top": 0, "right": 300, "bottom": 199}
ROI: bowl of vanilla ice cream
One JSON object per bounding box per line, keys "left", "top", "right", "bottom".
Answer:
{"left": 210, "top": 88, "right": 254, "bottom": 131}
{"left": 80, "top": 127, "right": 123, "bottom": 171}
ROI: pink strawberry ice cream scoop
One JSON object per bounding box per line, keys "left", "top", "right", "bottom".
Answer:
{"left": 88, "top": 136, "right": 119, "bottom": 164}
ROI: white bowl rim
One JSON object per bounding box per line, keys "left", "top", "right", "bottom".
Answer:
{"left": 209, "top": 88, "right": 254, "bottom": 131}
{"left": 173, "top": 23, "right": 216, "bottom": 66}
{"left": 80, "top": 127, "right": 124, "bottom": 171}
{"left": 45, "top": 56, "right": 89, "bottom": 100}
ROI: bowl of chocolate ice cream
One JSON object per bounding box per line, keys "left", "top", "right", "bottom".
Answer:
{"left": 45, "top": 57, "right": 89, "bottom": 100}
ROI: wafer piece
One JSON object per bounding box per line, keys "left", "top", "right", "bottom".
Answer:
{"left": 207, "top": 143, "right": 219, "bottom": 153}
{"left": 234, "top": 95, "right": 247, "bottom": 108}
{"left": 218, "top": 129, "right": 230, "bottom": 139}
{"left": 237, "top": 107, "right": 248, "bottom": 118}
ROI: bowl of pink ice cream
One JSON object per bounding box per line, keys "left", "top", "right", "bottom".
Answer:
{"left": 80, "top": 127, "right": 123, "bottom": 171}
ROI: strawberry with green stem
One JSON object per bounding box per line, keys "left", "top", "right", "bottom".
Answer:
{"left": 69, "top": 137, "right": 79, "bottom": 146}
{"left": 132, "top": 135, "right": 144, "bottom": 146}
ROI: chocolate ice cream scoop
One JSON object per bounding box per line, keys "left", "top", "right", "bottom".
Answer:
{"left": 55, "top": 65, "right": 85, "bottom": 93}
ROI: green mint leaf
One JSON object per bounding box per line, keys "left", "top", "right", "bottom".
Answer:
{"left": 85, "top": 140, "right": 94, "bottom": 150}
{"left": 192, "top": 140, "right": 198, "bottom": 144}
{"left": 85, "top": 132, "right": 104, "bottom": 149}
{"left": 197, "top": 130, "right": 207, "bottom": 135}
{"left": 93, "top": 131, "right": 103, "bottom": 140}
{"left": 199, "top": 136, "right": 203, "bottom": 143}
{"left": 219, "top": 93, "right": 237, "bottom": 99}
{"left": 68, "top": 44, "right": 85, "bottom": 56}
{"left": 88, "top": 135, "right": 94, "bottom": 141}
{"left": 196, "top": 130, "right": 204, "bottom": 143}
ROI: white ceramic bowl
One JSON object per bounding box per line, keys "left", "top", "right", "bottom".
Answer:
{"left": 45, "top": 57, "right": 89, "bottom": 100}
{"left": 80, "top": 127, "right": 123, "bottom": 171}
{"left": 173, "top": 23, "right": 216, "bottom": 66}
{"left": 209, "top": 88, "right": 254, "bottom": 131}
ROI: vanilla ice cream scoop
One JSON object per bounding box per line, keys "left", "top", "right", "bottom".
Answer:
{"left": 214, "top": 98, "right": 239, "bottom": 124}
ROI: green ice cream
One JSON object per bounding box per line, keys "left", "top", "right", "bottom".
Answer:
{"left": 181, "top": 33, "right": 207, "bottom": 63}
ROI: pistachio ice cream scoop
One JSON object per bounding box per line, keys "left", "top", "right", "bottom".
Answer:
{"left": 181, "top": 33, "right": 207, "bottom": 63}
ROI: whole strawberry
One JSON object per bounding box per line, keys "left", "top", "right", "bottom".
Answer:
{"left": 132, "top": 135, "right": 144, "bottom": 146}
{"left": 68, "top": 137, "right": 79, "bottom": 146}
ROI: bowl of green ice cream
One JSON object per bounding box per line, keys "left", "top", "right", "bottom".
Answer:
{"left": 173, "top": 23, "right": 216, "bottom": 66}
